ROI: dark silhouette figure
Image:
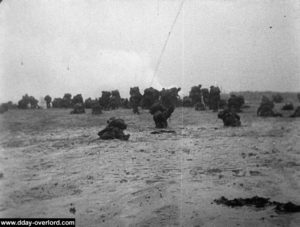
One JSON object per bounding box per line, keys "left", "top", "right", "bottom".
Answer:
{"left": 62, "top": 93, "right": 72, "bottom": 108}
{"left": 84, "top": 98, "right": 99, "bottom": 109}
{"left": 150, "top": 103, "right": 174, "bottom": 128}
{"left": 209, "top": 86, "right": 221, "bottom": 112}
{"left": 218, "top": 109, "right": 241, "bottom": 127}
{"left": 18, "top": 94, "right": 39, "bottom": 109}
{"left": 110, "top": 90, "right": 121, "bottom": 109}
{"left": 52, "top": 98, "right": 63, "bottom": 108}
{"left": 141, "top": 87, "right": 160, "bottom": 109}
{"left": 99, "top": 91, "right": 111, "bottom": 110}
{"left": 160, "top": 87, "right": 181, "bottom": 108}
{"left": 44, "top": 95, "right": 52, "bottom": 108}
{"left": 257, "top": 96, "right": 282, "bottom": 117}
{"left": 98, "top": 117, "right": 130, "bottom": 140}
{"left": 189, "top": 85, "right": 202, "bottom": 107}
{"left": 228, "top": 94, "right": 245, "bottom": 112}
{"left": 201, "top": 88, "right": 210, "bottom": 107}
{"left": 72, "top": 94, "right": 84, "bottom": 106}
{"left": 130, "top": 87, "right": 142, "bottom": 114}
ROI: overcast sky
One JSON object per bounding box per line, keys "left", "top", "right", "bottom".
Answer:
{"left": 0, "top": 0, "right": 299, "bottom": 102}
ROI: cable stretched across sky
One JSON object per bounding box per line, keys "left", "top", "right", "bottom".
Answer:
{"left": 150, "top": 0, "right": 186, "bottom": 86}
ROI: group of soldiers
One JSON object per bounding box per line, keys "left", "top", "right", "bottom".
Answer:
{"left": 97, "top": 91, "right": 300, "bottom": 140}
{"left": 98, "top": 101, "right": 177, "bottom": 141}
{"left": 69, "top": 85, "right": 221, "bottom": 116}
{"left": 129, "top": 85, "right": 221, "bottom": 114}
{"left": 1, "top": 86, "right": 299, "bottom": 141}
{"left": 97, "top": 104, "right": 176, "bottom": 141}
{"left": 99, "top": 87, "right": 180, "bottom": 140}
{"left": 98, "top": 86, "right": 238, "bottom": 140}
{"left": 98, "top": 103, "right": 240, "bottom": 141}
{"left": 256, "top": 96, "right": 300, "bottom": 118}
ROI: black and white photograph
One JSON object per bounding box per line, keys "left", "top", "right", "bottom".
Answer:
{"left": 0, "top": 0, "right": 300, "bottom": 226}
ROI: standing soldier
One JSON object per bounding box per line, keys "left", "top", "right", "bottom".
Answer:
{"left": 129, "top": 87, "right": 142, "bottom": 114}
{"left": 209, "top": 86, "right": 221, "bottom": 112}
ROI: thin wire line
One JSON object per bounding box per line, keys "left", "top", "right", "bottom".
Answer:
{"left": 150, "top": 0, "right": 186, "bottom": 86}
{"left": 180, "top": 2, "right": 185, "bottom": 225}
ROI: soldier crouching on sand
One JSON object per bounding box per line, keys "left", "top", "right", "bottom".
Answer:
{"left": 257, "top": 96, "right": 282, "bottom": 117}
{"left": 218, "top": 109, "right": 241, "bottom": 127}
{"left": 98, "top": 117, "right": 130, "bottom": 140}
{"left": 150, "top": 103, "right": 175, "bottom": 128}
